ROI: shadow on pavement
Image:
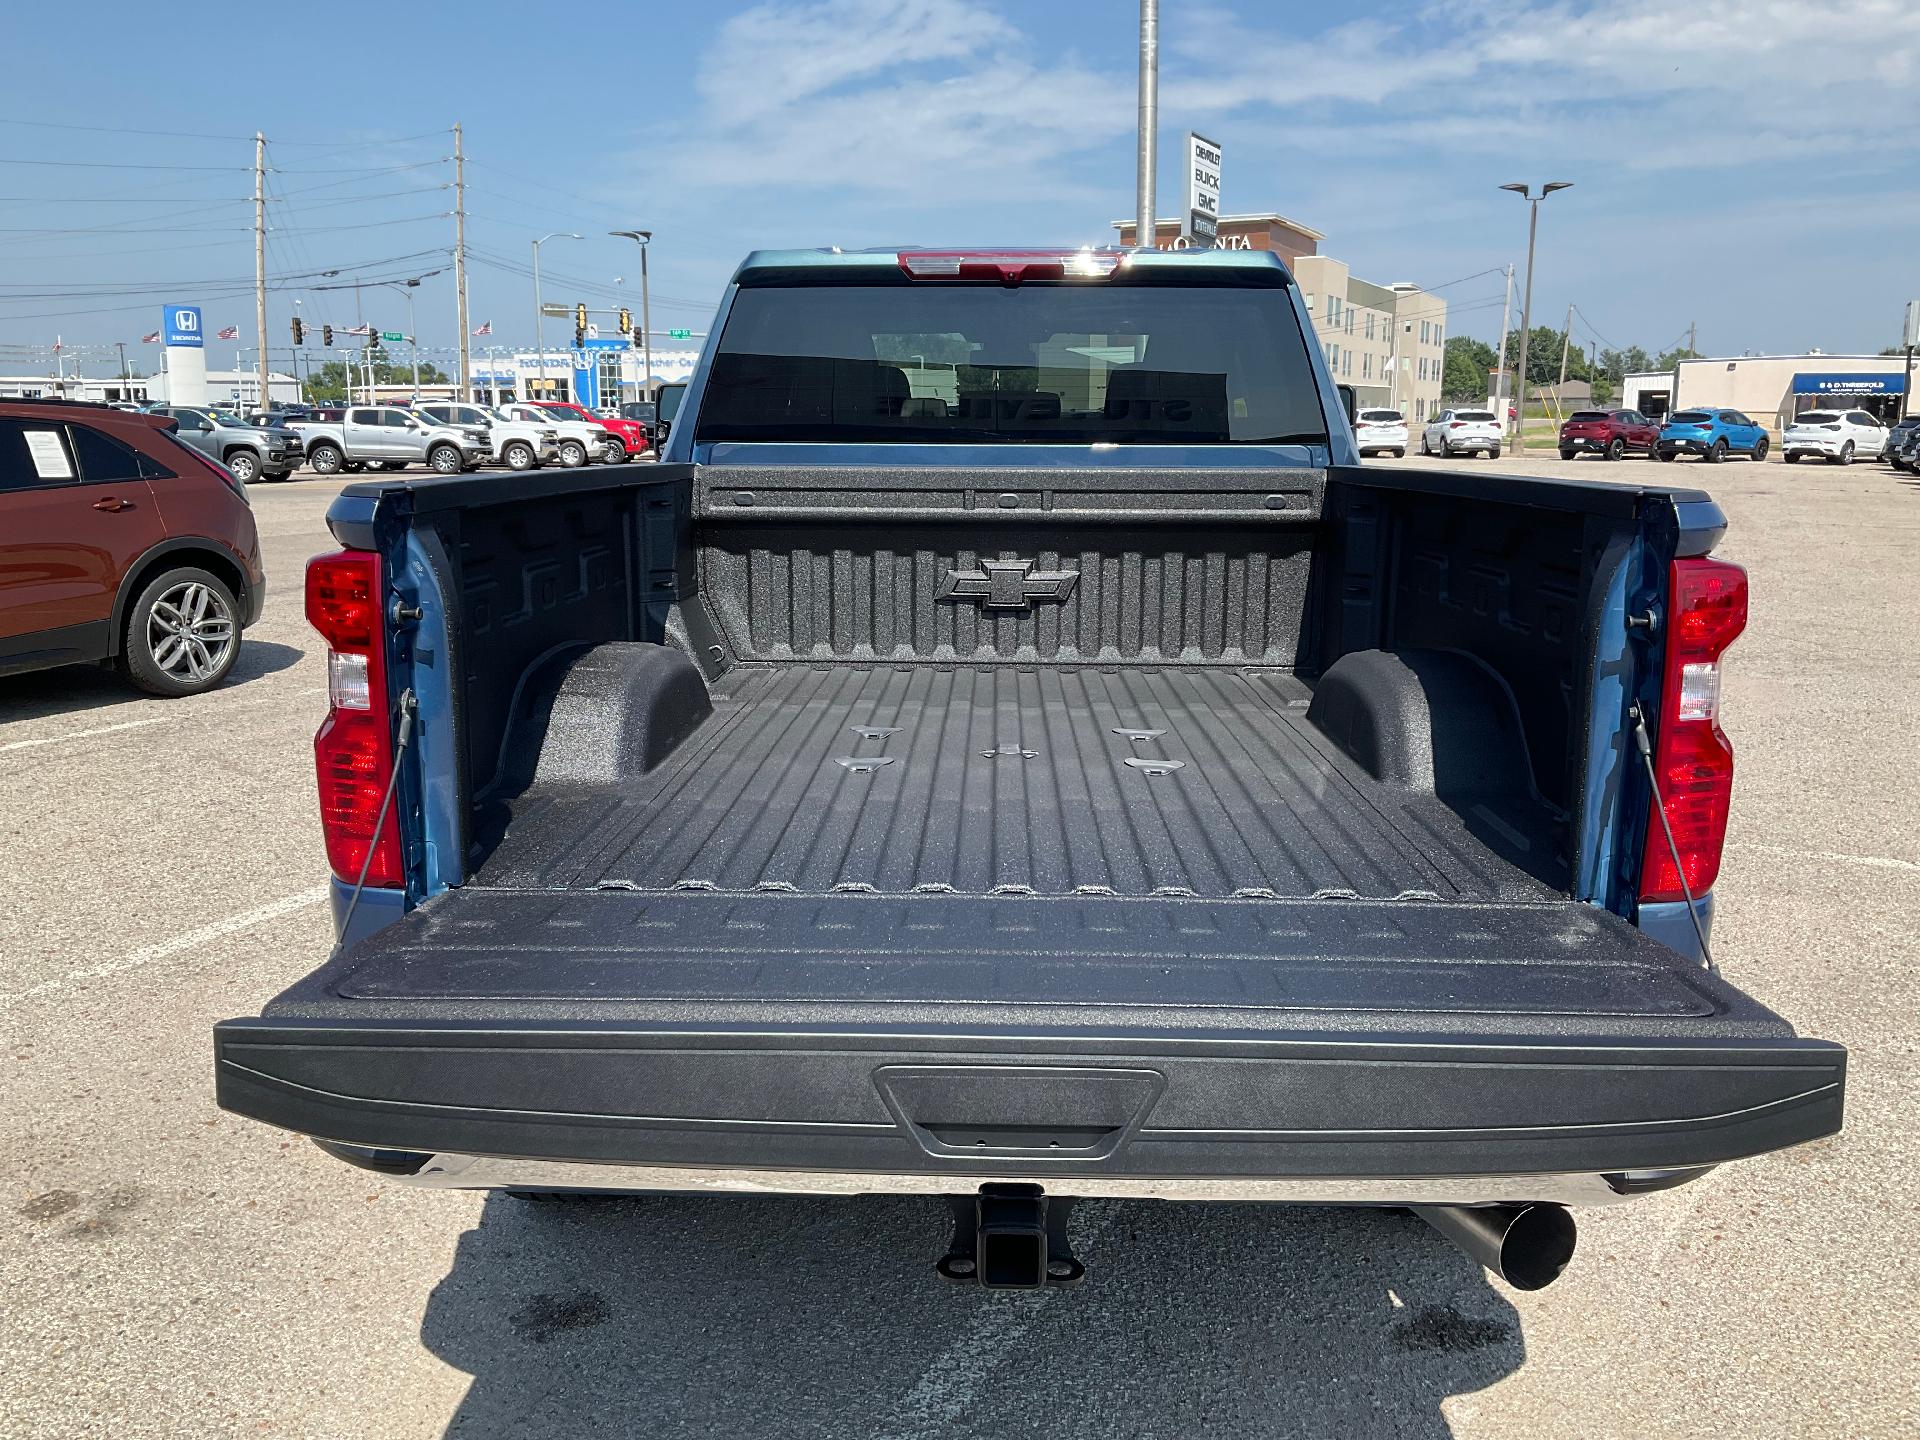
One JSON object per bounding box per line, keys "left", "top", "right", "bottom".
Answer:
{"left": 422, "top": 1194, "right": 1523, "bottom": 1438}
{"left": 0, "top": 639, "right": 305, "bottom": 722}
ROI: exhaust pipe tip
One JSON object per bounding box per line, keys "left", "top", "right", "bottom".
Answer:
{"left": 1415, "top": 1203, "right": 1578, "bottom": 1291}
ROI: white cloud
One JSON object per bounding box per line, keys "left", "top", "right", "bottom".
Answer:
{"left": 667, "top": 0, "right": 1130, "bottom": 205}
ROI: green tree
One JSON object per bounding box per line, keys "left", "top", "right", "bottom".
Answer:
{"left": 1653, "top": 346, "right": 1702, "bottom": 372}
{"left": 1501, "top": 327, "right": 1593, "bottom": 386}
{"left": 1442, "top": 336, "right": 1499, "bottom": 400}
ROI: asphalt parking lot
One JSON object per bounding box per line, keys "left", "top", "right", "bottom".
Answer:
{"left": 3, "top": 452, "right": 1915, "bottom": 1439}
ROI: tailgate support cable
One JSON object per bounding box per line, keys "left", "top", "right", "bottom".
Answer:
{"left": 331, "top": 688, "right": 418, "bottom": 961}
{"left": 1629, "top": 701, "right": 1714, "bottom": 972}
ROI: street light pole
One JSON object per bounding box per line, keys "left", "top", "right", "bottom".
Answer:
{"left": 1135, "top": 0, "right": 1159, "bottom": 248}
{"left": 531, "top": 232, "right": 581, "bottom": 399}
{"left": 610, "top": 230, "right": 655, "bottom": 402}
{"left": 1498, "top": 181, "right": 1572, "bottom": 455}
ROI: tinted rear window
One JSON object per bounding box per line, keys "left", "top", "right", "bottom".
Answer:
{"left": 1794, "top": 411, "right": 1840, "bottom": 424}
{"left": 1454, "top": 410, "right": 1495, "bottom": 422}
{"left": 1568, "top": 411, "right": 1608, "bottom": 421}
{"left": 1670, "top": 411, "right": 1712, "bottom": 423}
{"left": 1358, "top": 410, "right": 1402, "bottom": 422}
{"left": 696, "top": 280, "right": 1327, "bottom": 445}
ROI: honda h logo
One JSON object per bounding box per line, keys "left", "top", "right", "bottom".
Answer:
{"left": 175, "top": 310, "right": 198, "bottom": 332}
{"left": 936, "top": 559, "right": 1080, "bottom": 610}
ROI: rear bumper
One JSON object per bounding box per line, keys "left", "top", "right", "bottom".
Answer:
{"left": 214, "top": 1019, "right": 1845, "bottom": 1192}
{"left": 378, "top": 1154, "right": 1699, "bottom": 1208}
{"left": 1658, "top": 437, "right": 1711, "bottom": 454}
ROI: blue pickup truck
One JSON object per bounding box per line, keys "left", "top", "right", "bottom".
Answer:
{"left": 216, "top": 247, "right": 1843, "bottom": 1293}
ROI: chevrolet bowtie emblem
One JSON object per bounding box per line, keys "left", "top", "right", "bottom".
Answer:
{"left": 936, "top": 559, "right": 1080, "bottom": 610}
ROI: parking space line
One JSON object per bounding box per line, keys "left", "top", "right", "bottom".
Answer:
{"left": 0, "top": 716, "right": 168, "bottom": 753}
{"left": 1729, "top": 840, "right": 1920, "bottom": 874}
{"left": 2, "top": 884, "right": 329, "bottom": 1005}
{"left": 0, "top": 685, "right": 327, "bottom": 755}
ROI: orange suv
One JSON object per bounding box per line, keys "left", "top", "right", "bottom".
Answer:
{"left": 0, "top": 399, "right": 265, "bottom": 696}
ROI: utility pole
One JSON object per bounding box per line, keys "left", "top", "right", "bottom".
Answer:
{"left": 1135, "top": 0, "right": 1159, "bottom": 248}
{"left": 1556, "top": 302, "right": 1574, "bottom": 391}
{"left": 1687, "top": 320, "right": 1697, "bottom": 357}
{"left": 454, "top": 122, "right": 471, "bottom": 402}
{"left": 254, "top": 132, "right": 270, "bottom": 411}
{"left": 115, "top": 340, "right": 129, "bottom": 398}
{"left": 1493, "top": 263, "right": 1514, "bottom": 420}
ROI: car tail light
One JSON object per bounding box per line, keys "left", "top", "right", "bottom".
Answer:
{"left": 897, "top": 249, "right": 1125, "bottom": 282}
{"left": 307, "top": 550, "right": 403, "bottom": 888}
{"left": 1449, "top": 421, "right": 1465, "bottom": 428}
{"left": 1639, "top": 557, "right": 1748, "bottom": 904}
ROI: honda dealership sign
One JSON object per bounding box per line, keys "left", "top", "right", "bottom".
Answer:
{"left": 1184, "top": 133, "right": 1221, "bottom": 247}
{"left": 163, "top": 304, "right": 203, "bottom": 348}
{"left": 160, "top": 303, "right": 209, "bottom": 404}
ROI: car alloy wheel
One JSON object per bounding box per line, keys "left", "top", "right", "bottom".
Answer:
{"left": 429, "top": 445, "right": 462, "bottom": 473}
{"left": 559, "top": 439, "right": 587, "bottom": 468}
{"left": 144, "top": 578, "right": 235, "bottom": 688}
{"left": 308, "top": 443, "right": 344, "bottom": 475}
{"left": 225, "top": 451, "right": 259, "bottom": 483}
{"left": 1606, "top": 438, "right": 1625, "bottom": 462}
{"left": 1753, "top": 436, "right": 1769, "bottom": 461}
{"left": 1707, "top": 439, "right": 1726, "bottom": 464}
{"left": 1836, "top": 441, "right": 1853, "bottom": 467}
{"left": 503, "top": 442, "right": 535, "bottom": 470}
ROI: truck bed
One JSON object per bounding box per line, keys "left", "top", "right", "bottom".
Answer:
{"left": 474, "top": 662, "right": 1558, "bottom": 903}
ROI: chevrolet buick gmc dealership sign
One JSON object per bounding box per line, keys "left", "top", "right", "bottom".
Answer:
{"left": 163, "top": 304, "right": 203, "bottom": 348}
{"left": 1185, "top": 133, "right": 1221, "bottom": 247}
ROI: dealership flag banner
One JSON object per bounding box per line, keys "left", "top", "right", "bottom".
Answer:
{"left": 216, "top": 326, "right": 239, "bottom": 340}
{"left": 141, "top": 331, "right": 161, "bottom": 343}
{"left": 472, "top": 320, "right": 492, "bottom": 336}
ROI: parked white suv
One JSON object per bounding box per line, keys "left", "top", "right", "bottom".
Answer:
{"left": 1421, "top": 409, "right": 1502, "bottom": 459}
{"left": 1354, "top": 409, "right": 1408, "bottom": 458}
{"left": 497, "top": 402, "right": 603, "bottom": 468}
{"left": 417, "top": 403, "right": 560, "bottom": 471}
{"left": 1781, "top": 408, "right": 1885, "bottom": 466}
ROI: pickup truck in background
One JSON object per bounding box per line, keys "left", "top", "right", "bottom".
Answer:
{"left": 217, "top": 246, "right": 1844, "bottom": 1295}
{"left": 287, "top": 405, "right": 489, "bottom": 477}
{"left": 415, "top": 401, "right": 561, "bottom": 471}
{"left": 152, "top": 404, "right": 304, "bottom": 484}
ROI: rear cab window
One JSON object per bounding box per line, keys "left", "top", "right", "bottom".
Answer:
{"left": 695, "top": 271, "right": 1330, "bottom": 446}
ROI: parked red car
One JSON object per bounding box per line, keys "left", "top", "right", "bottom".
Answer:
{"left": 0, "top": 399, "right": 264, "bottom": 695}
{"left": 1559, "top": 408, "right": 1660, "bottom": 461}
{"left": 531, "top": 400, "right": 651, "bottom": 461}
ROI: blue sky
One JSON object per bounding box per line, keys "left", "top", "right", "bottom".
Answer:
{"left": 4, "top": 0, "right": 1917, "bottom": 375}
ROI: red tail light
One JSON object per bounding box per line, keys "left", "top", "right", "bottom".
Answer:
{"left": 1639, "top": 557, "right": 1748, "bottom": 903}
{"left": 1449, "top": 421, "right": 1465, "bottom": 428}
{"left": 897, "top": 249, "right": 1125, "bottom": 282}
{"left": 306, "top": 550, "right": 403, "bottom": 888}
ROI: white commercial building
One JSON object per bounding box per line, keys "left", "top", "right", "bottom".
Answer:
{"left": 1622, "top": 353, "right": 1914, "bottom": 432}
{"left": 0, "top": 371, "right": 157, "bottom": 404}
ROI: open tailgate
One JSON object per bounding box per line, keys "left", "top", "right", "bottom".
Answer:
{"left": 215, "top": 889, "right": 1844, "bottom": 1185}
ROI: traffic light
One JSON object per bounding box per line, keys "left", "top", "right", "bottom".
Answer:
{"left": 322, "top": 324, "right": 333, "bottom": 347}
{"left": 574, "top": 302, "right": 588, "bottom": 348}
{"left": 291, "top": 317, "right": 305, "bottom": 345}
{"left": 617, "top": 306, "right": 632, "bottom": 337}
{"left": 365, "top": 328, "right": 377, "bottom": 349}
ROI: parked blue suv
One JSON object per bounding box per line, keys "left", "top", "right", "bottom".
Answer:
{"left": 1656, "top": 407, "right": 1769, "bottom": 463}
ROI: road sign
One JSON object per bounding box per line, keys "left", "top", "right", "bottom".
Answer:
{"left": 541, "top": 304, "right": 571, "bottom": 318}
{"left": 668, "top": 328, "right": 692, "bottom": 339}
{"left": 1904, "top": 300, "right": 1919, "bottom": 350}
{"left": 380, "top": 330, "right": 404, "bottom": 343}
